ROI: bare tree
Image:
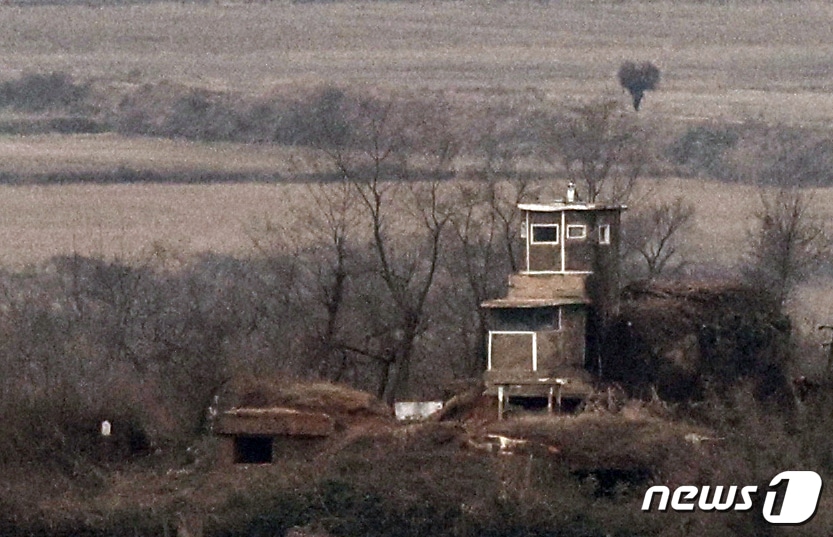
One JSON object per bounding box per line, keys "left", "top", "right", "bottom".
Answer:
{"left": 480, "top": 170, "right": 535, "bottom": 274}
{"left": 623, "top": 197, "right": 695, "bottom": 279}
{"left": 467, "top": 111, "right": 542, "bottom": 271}
{"left": 618, "top": 61, "right": 661, "bottom": 111}
{"left": 444, "top": 183, "right": 514, "bottom": 376}
{"left": 544, "top": 100, "right": 648, "bottom": 204}
{"left": 275, "top": 179, "right": 362, "bottom": 383}
{"left": 313, "top": 93, "right": 458, "bottom": 403}
{"left": 746, "top": 186, "right": 830, "bottom": 307}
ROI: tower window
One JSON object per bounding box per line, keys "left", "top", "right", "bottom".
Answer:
{"left": 599, "top": 224, "right": 611, "bottom": 245}
{"left": 492, "top": 306, "right": 560, "bottom": 331}
{"left": 531, "top": 224, "right": 559, "bottom": 244}
{"left": 566, "top": 224, "right": 587, "bottom": 240}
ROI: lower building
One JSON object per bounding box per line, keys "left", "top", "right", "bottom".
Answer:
{"left": 214, "top": 407, "right": 335, "bottom": 464}
{"left": 481, "top": 273, "right": 595, "bottom": 416}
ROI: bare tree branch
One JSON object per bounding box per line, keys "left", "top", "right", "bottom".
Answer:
{"left": 746, "top": 186, "right": 830, "bottom": 306}
{"left": 623, "top": 197, "right": 695, "bottom": 279}
{"left": 543, "top": 100, "right": 648, "bottom": 204}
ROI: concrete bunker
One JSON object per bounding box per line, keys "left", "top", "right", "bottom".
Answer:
{"left": 215, "top": 407, "right": 336, "bottom": 464}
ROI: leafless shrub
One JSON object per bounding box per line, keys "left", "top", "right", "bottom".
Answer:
{"left": 722, "top": 123, "right": 833, "bottom": 186}
{"left": 0, "top": 248, "right": 319, "bottom": 466}
{"left": 265, "top": 85, "right": 354, "bottom": 147}
{"left": 745, "top": 186, "right": 830, "bottom": 307}
{"left": 0, "top": 72, "right": 90, "bottom": 112}
{"left": 667, "top": 123, "right": 739, "bottom": 179}
{"left": 623, "top": 197, "right": 695, "bottom": 279}
{"left": 161, "top": 89, "right": 243, "bottom": 141}
{"left": 542, "top": 100, "right": 649, "bottom": 204}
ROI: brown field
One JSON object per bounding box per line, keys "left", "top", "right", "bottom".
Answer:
{"left": 0, "top": 1, "right": 832, "bottom": 124}
{"left": 0, "top": 133, "right": 319, "bottom": 175}
{"left": 0, "top": 182, "right": 303, "bottom": 266}
{"left": 0, "top": 0, "right": 831, "bottom": 339}
{"left": 0, "top": 174, "right": 820, "bottom": 270}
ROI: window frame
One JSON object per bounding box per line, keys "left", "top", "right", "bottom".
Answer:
{"left": 530, "top": 223, "right": 560, "bottom": 245}
{"left": 566, "top": 224, "right": 587, "bottom": 240}
{"left": 599, "top": 224, "right": 611, "bottom": 245}
{"left": 491, "top": 306, "right": 561, "bottom": 332}
{"left": 488, "top": 331, "right": 537, "bottom": 371}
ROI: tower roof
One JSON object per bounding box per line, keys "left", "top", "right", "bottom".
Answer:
{"left": 518, "top": 201, "right": 626, "bottom": 212}
{"left": 481, "top": 297, "right": 589, "bottom": 308}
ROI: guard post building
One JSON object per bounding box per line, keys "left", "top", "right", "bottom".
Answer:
{"left": 482, "top": 184, "right": 625, "bottom": 416}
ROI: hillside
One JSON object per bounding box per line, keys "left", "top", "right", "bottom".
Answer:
{"left": 4, "top": 375, "right": 832, "bottom": 536}
{"left": 5, "top": 378, "right": 824, "bottom": 537}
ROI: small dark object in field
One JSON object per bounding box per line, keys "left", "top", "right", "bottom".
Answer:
{"left": 618, "top": 61, "right": 661, "bottom": 111}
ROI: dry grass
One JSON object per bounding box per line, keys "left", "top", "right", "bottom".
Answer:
{"left": 0, "top": 1, "right": 832, "bottom": 124}
{"left": 0, "top": 181, "right": 313, "bottom": 266}
{"left": 224, "top": 377, "right": 393, "bottom": 419}
{"left": 0, "top": 172, "right": 826, "bottom": 275}
{"left": 485, "top": 412, "right": 720, "bottom": 484}
{"left": 0, "top": 171, "right": 805, "bottom": 265}
{"left": 0, "top": 133, "right": 321, "bottom": 175}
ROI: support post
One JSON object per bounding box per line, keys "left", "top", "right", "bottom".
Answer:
{"left": 498, "top": 385, "right": 505, "bottom": 420}
{"left": 547, "top": 386, "right": 554, "bottom": 414}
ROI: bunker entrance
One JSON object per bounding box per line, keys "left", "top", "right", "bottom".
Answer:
{"left": 234, "top": 435, "right": 273, "bottom": 464}
{"left": 508, "top": 396, "right": 583, "bottom": 413}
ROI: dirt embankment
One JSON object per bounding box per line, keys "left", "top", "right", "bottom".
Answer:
{"left": 602, "top": 280, "right": 792, "bottom": 404}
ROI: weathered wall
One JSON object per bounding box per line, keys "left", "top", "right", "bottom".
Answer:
{"left": 563, "top": 211, "right": 594, "bottom": 272}
{"left": 536, "top": 306, "right": 586, "bottom": 372}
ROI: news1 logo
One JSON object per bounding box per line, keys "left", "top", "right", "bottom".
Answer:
{"left": 642, "top": 471, "right": 823, "bottom": 525}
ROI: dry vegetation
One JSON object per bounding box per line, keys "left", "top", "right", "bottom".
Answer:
{"left": 0, "top": 182, "right": 311, "bottom": 266}
{"left": 0, "top": 134, "right": 313, "bottom": 175}
{"left": 0, "top": 1, "right": 831, "bottom": 123}
{"left": 0, "top": 176, "right": 816, "bottom": 269}
{"left": 2, "top": 0, "right": 833, "bottom": 535}
{"left": 0, "top": 0, "right": 829, "bottom": 265}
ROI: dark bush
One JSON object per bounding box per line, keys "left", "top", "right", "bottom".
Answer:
{"left": 617, "top": 61, "right": 660, "bottom": 111}
{"left": 667, "top": 124, "right": 738, "bottom": 179}
{"left": 0, "top": 72, "right": 89, "bottom": 112}
{"left": 0, "top": 117, "right": 106, "bottom": 135}
{"left": 162, "top": 89, "right": 245, "bottom": 141}
{"left": 755, "top": 132, "right": 833, "bottom": 187}
{"left": 0, "top": 390, "right": 152, "bottom": 468}
{"left": 274, "top": 86, "right": 353, "bottom": 147}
